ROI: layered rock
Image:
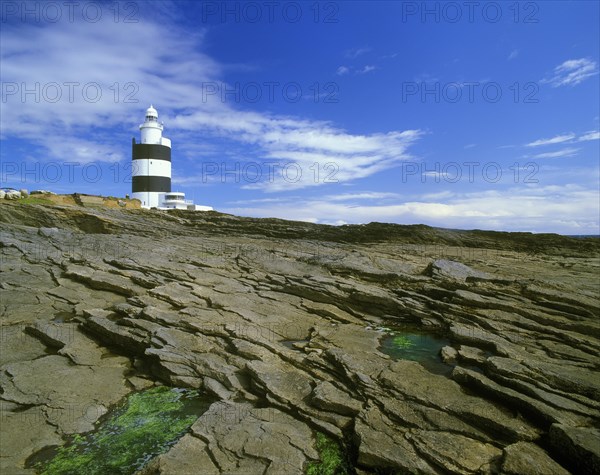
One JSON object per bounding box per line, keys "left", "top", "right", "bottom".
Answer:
{"left": 1, "top": 201, "right": 598, "bottom": 474}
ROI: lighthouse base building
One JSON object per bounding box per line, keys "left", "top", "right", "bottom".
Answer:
{"left": 131, "top": 106, "right": 212, "bottom": 211}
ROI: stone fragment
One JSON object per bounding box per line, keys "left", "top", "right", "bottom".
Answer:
{"left": 501, "top": 441, "right": 570, "bottom": 475}
{"left": 410, "top": 430, "right": 502, "bottom": 474}
{"left": 311, "top": 381, "right": 362, "bottom": 416}
{"left": 549, "top": 424, "right": 600, "bottom": 475}
{"left": 425, "top": 259, "right": 489, "bottom": 281}
{"left": 440, "top": 345, "right": 458, "bottom": 363}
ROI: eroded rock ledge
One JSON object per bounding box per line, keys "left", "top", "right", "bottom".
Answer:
{"left": 1, "top": 202, "right": 599, "bottom": 474}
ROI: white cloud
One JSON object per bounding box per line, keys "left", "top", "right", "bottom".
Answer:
{"left": 0, "top": 19, "right": 422, "bottom": 189}
{"left": 336, "top": 65, "right": 377, "bottom": 76}
{"left": 345, "top": 47, "right": 371, "bottom": 59}
{"left": 45, "top": 136, "right": 124, "bottom": 164}
{"left": 420, "top": 191, "right": 456, "bottom": 200}
{"left": 519, "top": 131, "right": 598, "bottom": 149}
{"left": 543, "top": 58, "right": 598, "bottom": 87}
{"left": 168, "top": 108, "right": 423, "bottom": 191}
{"left": 0, "top": 19, "right": 218, "bottom": 150}
{"left": 221, "top": 185, "right": 600, "bottom": 234}
{"left": 357, "top": 65, "right": 376, "bottom": 74}
{"left": 531, "top": 148, "right": 579, "bottom": 159}
{"left": 323, "top": 192, "right": 401, "bottom": 202}
{"left": 578, "top": 131, "right": 600, "bottom": 142}
{"left": 508, "top": 49, "right": 519, "bottom": 60}
{"left": 420, "top": 169, "right": 470, "bottom": 182}
{"left": 226, "top": 197, "right": 300, "bottom": 205}
{"left": 526, "top": 133, "right": 576, "bottom": 147}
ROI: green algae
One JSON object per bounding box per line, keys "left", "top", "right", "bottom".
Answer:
{"left": 380, "top": 328, "right": 453, "bottom": 376}
{"left": 392, "top": 335, "right": 415, "bottom": 349}
{"left": 35, "top": 386, "right": 211, "bottom": 475}
{"left": 306, "top": 432, "right": 350, "bottom": 475}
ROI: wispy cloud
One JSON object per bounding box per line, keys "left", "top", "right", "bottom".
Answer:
{"left": 0, "top": 20, "right": 422, "bottom": 188}
{"left": 526, "top": 133, "right": 576, "bottom": 147}
{"left": 525, "top": 131, "right": 599, "bottom": 148}
{"left": 336, "top": 66, "right": 350, "bottom": 76}
{"left": 542, "top": 58, "right": 598, "bottom": 87}
{"left": 323, "top": 192, "right": 401, "bottom": 202}
{"left": 357, "top": 65, "right": 376, "bottom": 74}
{"left": 0, "top": 19, "right": 218, "bottom": 153}
{"left": 578, "top": 131, "right": 600, "bottom": 142}
{"left": 336, "top": 65, "right": 376, "bottom": 75}
{"left": 222, "top": 185, "right": 600, "bottom": 234}
{"left": 508, "top": 49, "right": 519, "bottom": 60}
{"left": 226, "top": 197, "right": 299, "bottom": 205}
{"left": 344, "top": 47, "right": 371, "bottom": 59}
{"left": 531, "top": 148, "right": 579, "bottom": 159}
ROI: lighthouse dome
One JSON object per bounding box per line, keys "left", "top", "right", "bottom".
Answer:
{"left": 145, "top": 105, "right": 158, "bottom": 121}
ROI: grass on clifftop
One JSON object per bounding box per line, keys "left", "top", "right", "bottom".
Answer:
{"left": 306, "top": 432, "right": 351, "bottom": 475}
{"left": 12, "top": 197, "right": 54, "bottom": 205}
{"left": 36, "top": 386, "right": 210, "bottom": 475}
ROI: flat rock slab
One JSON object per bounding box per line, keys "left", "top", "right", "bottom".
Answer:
{"left": 410, "top": 430, "right": 502, "bottom": 474}
{"left": 191, "top": 401, "right": 319, "bottom": 474}
{"left": 425, "top": 259, "right": 490, "bottom": 281}
{"left": 0, "top": 405, "right": 63, "bottom": 473}
{"left": 549, "top": 424, "right": 600, "bottom": 475}
{"left": 311, "top": 381, "right": 363, "bottom": 416}
{"left": 501, "top": 441, "right": 570, "bottom": 475}
{"left": 1, "top": 354, "right": 130, "bottom": 434}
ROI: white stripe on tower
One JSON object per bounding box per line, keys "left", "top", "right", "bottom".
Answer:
{"left": 131, "top": 105, "right": 172, "bottom": 208}
{"left": 132, "top": 158, "right": 171, "bottom": 178}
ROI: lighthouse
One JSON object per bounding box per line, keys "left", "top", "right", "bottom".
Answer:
{"left": 131, "top": 105, "right": 172, "bottom": 208}
{"left": 130, "top": 105, "right": 213, "bottom": 211}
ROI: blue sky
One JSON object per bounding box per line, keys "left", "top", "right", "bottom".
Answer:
{"left": 1, "top": 0, "right": 599, "bottom": 234}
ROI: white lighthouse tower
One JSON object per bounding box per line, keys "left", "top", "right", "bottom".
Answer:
{"left": 131, "top": 105, "right": 213, "bottom": 211}
{"left": 131, "top": 105, "right": 172, "bottom": 208}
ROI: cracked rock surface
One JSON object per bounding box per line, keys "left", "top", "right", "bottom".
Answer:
{"left": 1, "top": 202, "right": 599, "bottom": 474}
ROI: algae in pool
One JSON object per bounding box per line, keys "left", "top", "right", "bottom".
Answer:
{"left": 34, "top": 386, "right": 212, "bottom": 475}
{"left": 380, "top": 328, "right": 453, "bottom": 375}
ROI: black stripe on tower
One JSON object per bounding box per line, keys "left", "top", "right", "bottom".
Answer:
{"left": 132, "top": 176, "right": 171, "bottom": 193}
{"left": 132, "top": 143, "right": 171, "bottom": 161}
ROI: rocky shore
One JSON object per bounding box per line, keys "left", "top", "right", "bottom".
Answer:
{"left": 1, "top": 201, "right": 598, "bottom": 474}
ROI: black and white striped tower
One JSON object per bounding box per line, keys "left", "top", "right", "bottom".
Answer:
{"left": 131, "top": 105, "right": 172, "bottom": 208}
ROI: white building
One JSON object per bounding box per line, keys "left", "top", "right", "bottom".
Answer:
{"left": 131, "top": 106, "right": 212, "bottom": 211}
